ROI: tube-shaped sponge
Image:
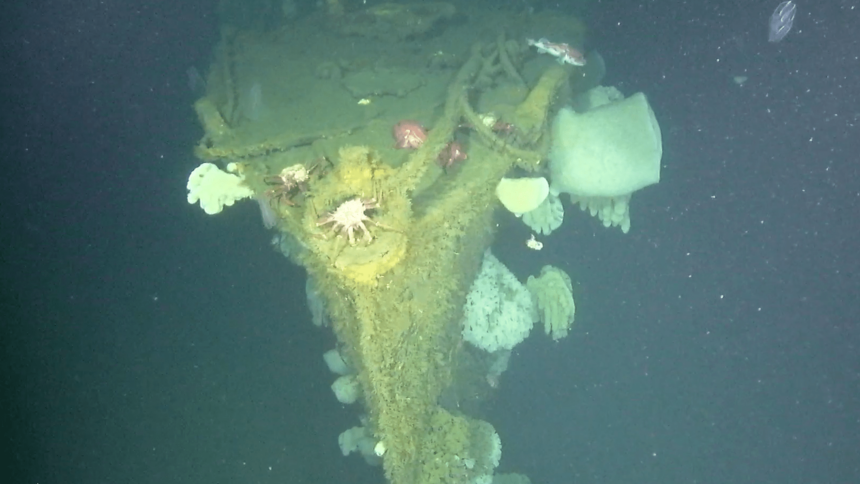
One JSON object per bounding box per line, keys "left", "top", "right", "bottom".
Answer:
{"left": 526, "top": 265, "right": 575, "bottom": 341}
{"left": 549, "top": 92, "right": 662, "bottom": 198}
{"left": 522, "top": 192, "right": 564, "bottom": 235}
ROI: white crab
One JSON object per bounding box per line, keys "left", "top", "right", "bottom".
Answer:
{"left": 316, "top": 198, "right": 379, "bottom": 245}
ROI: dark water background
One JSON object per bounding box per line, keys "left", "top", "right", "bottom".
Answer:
{"left": 2, "top": 0, "right": 858, "bottom": 483}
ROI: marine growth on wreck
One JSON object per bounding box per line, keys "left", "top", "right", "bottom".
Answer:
{"left": 186, "top": 2, "right": 663, "bottom": 484}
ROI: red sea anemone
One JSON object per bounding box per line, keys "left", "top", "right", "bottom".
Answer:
{"left": 437, "top": 141, "right": 467, "bottom": 169}
{"left": 392, "top": 120, "right": 427, "bottom": 149}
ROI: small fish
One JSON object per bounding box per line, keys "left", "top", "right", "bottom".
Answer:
{"left": 526, "top": 37, "right": 587, "bottom": 66}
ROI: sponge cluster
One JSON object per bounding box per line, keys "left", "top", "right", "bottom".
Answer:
{"left": 548, "top": 91, "right": 662, "bottom": 233}
{"left": 522, "top": 192, "right": 564, "bottom": 235}
{"left": 338, "top": 426, "right": 381, "bottom": 466}
{"left": 462, "top": 251, "right": 537, "bottom": 353}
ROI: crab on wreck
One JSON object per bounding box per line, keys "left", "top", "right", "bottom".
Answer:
{"left": 316, "top": 197, "right": 385, "bottom": 245}
{"left": 263, "top": 163, "right": 317, "bottom": 207}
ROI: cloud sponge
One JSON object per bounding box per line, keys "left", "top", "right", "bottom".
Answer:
{"left": 186, "top": 163, "right": 254, "bottom": 215}
{"left": 462, "top": 251, "right": 537, "bottom": 353}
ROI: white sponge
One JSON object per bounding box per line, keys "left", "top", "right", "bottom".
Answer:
{"left": 331, "top": 375, "right": 361, "bottom": 404}
{"left": 186, "top": 163, "right": 254, "bottom": 214}
{"left": 462, "top": 251, "right": 537, "bottom": 352}
{"left": 549, "top": 92, "right": 662, "bottom": 198}
{"left": 495, "top": 177, "right": 549, "bottom": 216}
{"left": 323, "top": 348, "right": 350, "bottom": 375}
{"left": 338, "top": 426, "right": 381, "bottom": 465}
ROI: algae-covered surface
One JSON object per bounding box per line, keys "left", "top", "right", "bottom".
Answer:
{"left": 192, "top": 4, "right": 588, "bottom": 484}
